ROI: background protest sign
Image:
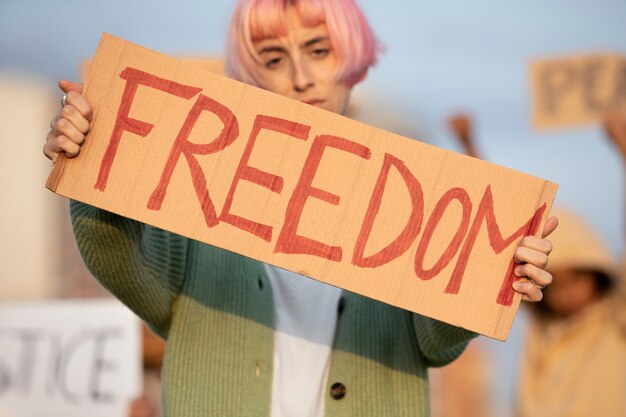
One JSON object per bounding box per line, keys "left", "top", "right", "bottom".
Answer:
{"left": 531, "top": 53, "right": 626, "bottom": 129}
{"left": 47, "top": 34, "right": 557, "bottom": 340}
{"left": 0, "top": 299, "right": 141, "bottom": 417}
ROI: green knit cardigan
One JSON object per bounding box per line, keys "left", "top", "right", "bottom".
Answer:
{"left": 70, "top": 201, "right": 476, "bottom": 417}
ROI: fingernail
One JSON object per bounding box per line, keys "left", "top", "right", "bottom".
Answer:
{"left": 512, "top": 281, "right": 523, "bottom": 291}
{"left": 514, "top": 266, "right": 522, "bottom": 276}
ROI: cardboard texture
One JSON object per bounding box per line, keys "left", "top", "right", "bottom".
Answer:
{"left": 531, "top": 53, "right": 626, "bottom": 129}
{"left": 82, "top": 57, "right": 224, "bottom": 81}
{"left": 48, "top": 34, "right": 558, "bottom": 340}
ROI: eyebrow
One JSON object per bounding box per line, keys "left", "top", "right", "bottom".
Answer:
{"left": 257, "top": 36, "right": 329, "bottom": 55}
{"left": 258, "top": 45, "right": 286, "bottom": 55}
{"left": 300, "top": 36, "right": 329, "bottom": 49}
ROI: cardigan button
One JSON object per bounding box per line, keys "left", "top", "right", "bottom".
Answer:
{"left": 330, "top": 382, "right": 346, "bottom": 400}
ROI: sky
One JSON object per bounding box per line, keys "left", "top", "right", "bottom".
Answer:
{"left": 1, "top": 0, "right": 625, "bottom": 258}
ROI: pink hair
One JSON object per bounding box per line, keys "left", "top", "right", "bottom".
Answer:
{"left": 225, "top": 0, "right": 380, "bottom": 87}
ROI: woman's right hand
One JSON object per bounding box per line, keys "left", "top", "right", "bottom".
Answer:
{"left": 44, "top": 80, "right": 93, "bottom": 163}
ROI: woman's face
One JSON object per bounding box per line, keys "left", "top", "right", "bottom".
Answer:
{"left": 542, "top": 267, "right": 600, "bottom": 318}
{"left": 252, "top": 7, "right": 352, "bottom": 115}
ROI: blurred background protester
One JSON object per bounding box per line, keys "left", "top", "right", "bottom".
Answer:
{"left": 447, "top": 113, "right": 480, "bottom": 159}
{"left": 604, "top": 110, "right": 626, "bottom": 334}
{"left": 429, "top": 340, "right": 492, "bottom": 417}
{"left": 441, "top": 110, "right": 626, "bottom": 417}
{"left": 516, "top": 111, "right": 626, "bottom": 417}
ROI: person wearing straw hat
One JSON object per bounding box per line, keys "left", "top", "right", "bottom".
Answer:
{"left": 516, "top": 114, "right": 626, "bottom": 417}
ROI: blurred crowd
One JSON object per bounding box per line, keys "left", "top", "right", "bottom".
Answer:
{"left": 430, "top": 110, "right": 626, "bottom": 417}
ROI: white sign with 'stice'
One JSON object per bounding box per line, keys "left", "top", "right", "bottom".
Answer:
{"left": 0, "top": 299, "right": 141, "bottom": 417}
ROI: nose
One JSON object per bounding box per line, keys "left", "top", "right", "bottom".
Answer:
{"left": 291, "top": 58, "right": 314, "bottom": 93}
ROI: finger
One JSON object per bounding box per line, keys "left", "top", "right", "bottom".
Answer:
{"left": 58, "top": 79, "right": 83, "bottom": 95}
{"left": 43, "top": 136, "right": 59, "bottom": 161}
{"left": 513, "top": 280, "right": 543, "bottom": 303}
{"left": 52, "top": 117, "right": 85, "bottom": 145}
{"left": 514, "top": 263, "right": 553, "bottom": 288}
{"left": 513, "top": 246, "right": 549, "bottom": 269}
{"left": 60, "top": 104, "right": 90, "bottom": 134}
{"left": 64, "top": 91, "right": 93, "bottom": 122}
{"left": 46, "top": 134, "right": 81, "bottom": 158}
{"left": 542, "top": 216, "right": 559, "bottom": 238}
{"left": 518, "top": 235, "right": 553, "bottom": 255}
{"left": 49, "top": 113, "right": 59, "bottom": 129}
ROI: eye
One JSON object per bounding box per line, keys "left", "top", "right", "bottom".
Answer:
{"left": 265, "top": 56, "right": 284, "bottom": 69}
{"left": 310, "top": 48, "right": 330, "bottom": 59}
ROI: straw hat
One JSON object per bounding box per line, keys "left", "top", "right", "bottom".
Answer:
{"left": 546, "top": 207, "right": 618, "bottom": 282}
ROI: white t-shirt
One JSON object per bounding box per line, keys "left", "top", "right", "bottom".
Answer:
{"left": 263, "top": 264, "right": 342, "bottom": 417}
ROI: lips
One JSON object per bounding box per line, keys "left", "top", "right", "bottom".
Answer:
{"left": 302, "top": 99, "right": 325, "bottom": 107}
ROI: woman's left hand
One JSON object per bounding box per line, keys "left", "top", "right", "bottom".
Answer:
{"left": 512, "top": 216, "right": 559, "bottom": 302}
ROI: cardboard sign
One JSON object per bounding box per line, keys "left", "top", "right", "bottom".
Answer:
{"left": 531, "top": 53, "right": 626, "bottom": 129}
{"left": 179, "top": 57, "right": 224, "bottom": 74}
{"left": 47, "top": 34, "right": 558, "bottom": 340}
{"left": 82, "top": 57, "right": 223, "bottom": 81}
{"left": 0, "top": 299, "right": 141, "bottom": 417}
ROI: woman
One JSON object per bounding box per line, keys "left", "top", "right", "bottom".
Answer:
{"left": 44, "top": 1, "right": 557, "bottom": 416}
{"left": 516, "top": 113, "right": 626, "bottom": 417}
